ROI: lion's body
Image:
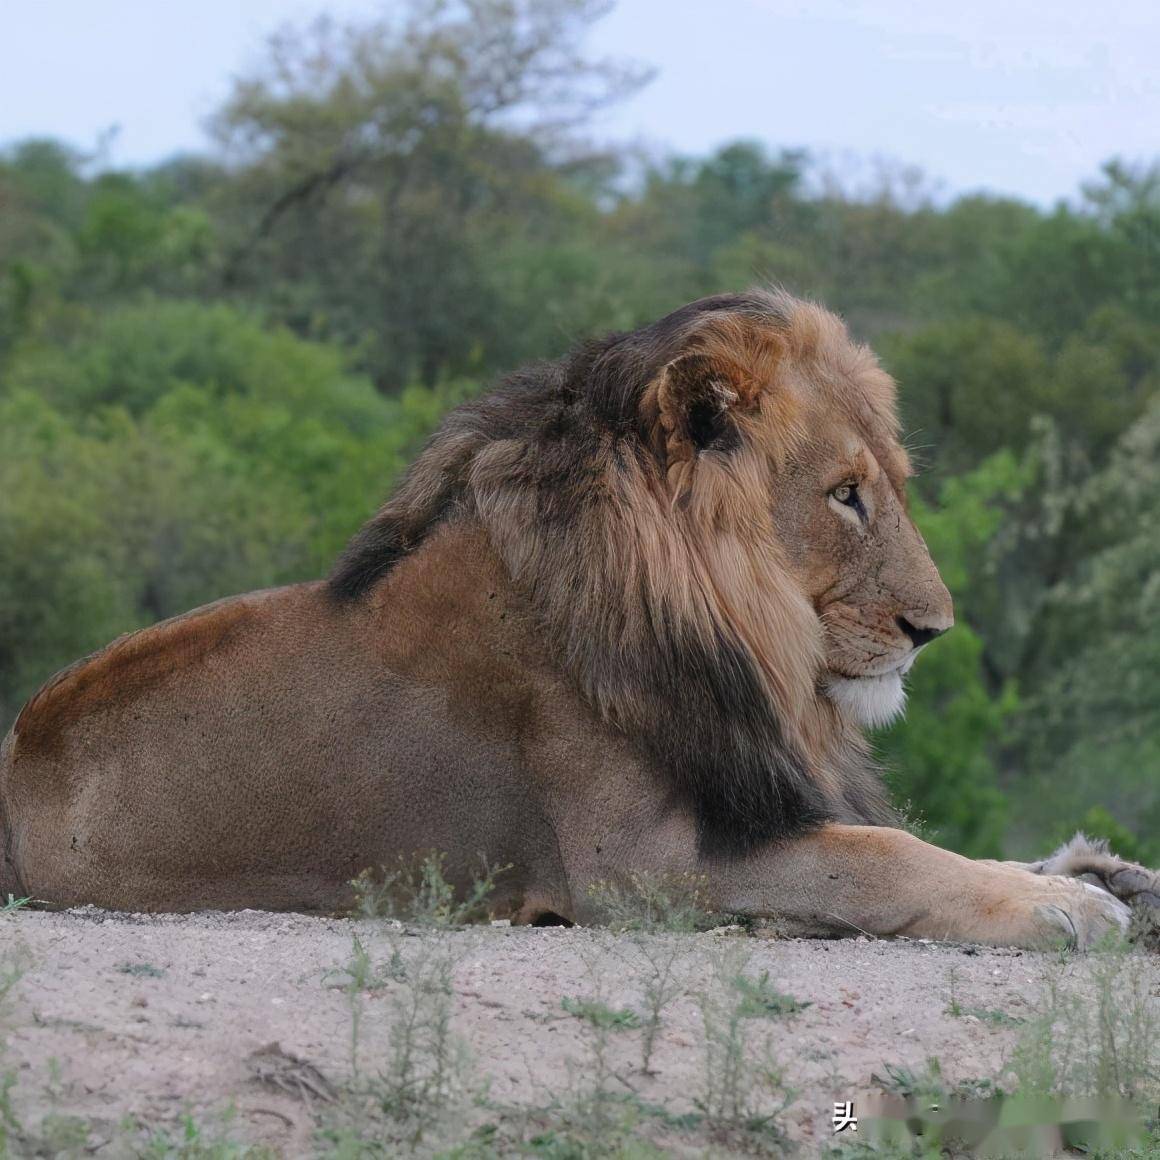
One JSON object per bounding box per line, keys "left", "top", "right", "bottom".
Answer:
{"left": 0, "top": 291, "right": 1133, "bottom": 946}
{"left": 2, "top": 532, "right": 612, "bottom": 916}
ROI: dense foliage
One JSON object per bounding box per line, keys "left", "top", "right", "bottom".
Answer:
{"left": 2, "top": 0, "right": 1157, "bottom": 861}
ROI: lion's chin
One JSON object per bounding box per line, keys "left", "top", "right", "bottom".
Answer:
{"left": 823, "top": 671, "right": 907, "bottom": 730}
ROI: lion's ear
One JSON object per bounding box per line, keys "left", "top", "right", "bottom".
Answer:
{"left": 647, "top": 351, "right": 751, "bottom": 494}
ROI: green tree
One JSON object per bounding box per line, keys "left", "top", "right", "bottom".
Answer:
{"left": 881, "top": 318, "right": 1048, "bottom": 485}
{"left": 211, "top": 0, "right": 648, "bottom": 389}
{"left": 1003, "top": 400, "right": 1160, "bottom": 858}
{"left": 876, "top": 457, "right": 1030, "bottom": 857}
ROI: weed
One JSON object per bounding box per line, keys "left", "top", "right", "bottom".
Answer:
{"left": 323, "top": 853, "right": 497, "bottom": 1151}
{"left": 0, "top": 1069, "right": 19, "bottom": 1157}
{"left": 495, "top": 938, "right": 702, "bottom": 1155}
{"left": 463, "top": 1093, "right": 679, "bottom": 1158}
{"left": 893, "top": 800, "right": 932, "bottom": 845}
{"left": 732, "top": 970, "right": 811, "bottom": 1019}
{"left": 1008, "top": 945, "right": 1159, "bottom": 1103}
{"left": 0, "top": 960, "right": 20, "bottom": 1010}
{"left": 825, "top": 1142, "right": 916, "bottom": 1160}
{"left": 870, "top": 954, "right": 1160, "bottom": 1160}
{"left": 585, "top": 870, "right": 716, "bottom": 934}
{"left": 0, "top": 896, "right": 29, "bottom": 916}
{"left": 633, "top": 936, "right": 689, "bottom": 1075}
{"left": 350, "top": 852, "right": 508, "bottom": 928}
{"left": 872, "top": 1056, "right": 1001, "bottom": 1104}
{"left": 0, "top": 953, "right": 24, "bottom": 1155}
{"left": 560, "top": 996, "right": 640, "bottom": 1031}
{"left": 944, "top": 964, "right": 965, "bottom": 1017}
{"left": 863, "top": 1058, "right": 1011, "bottom": 1157}
{"left": 555, "top": 939, "right": 639, "bottom": 1146}
{"left": 321, "top": 935, "right": 476, "bottom": 1151}
{"left": 584, "top": 871, "right": 732, "bottom": 1078}
{"left": 325, "top": 932, "right": 404, "bottom": 1076}
{"left": 130, "top": 1109, "right": 275, "bottom": 1158}
{"left": 872, "top": 1058, "right": 948, "bottom": 1103}
{"left": 118, "top": 961, "right": 166, "bottom": 978}
{"left": 694, "top": 949, "right": 795, "bottom": 1151}
{"left": 945, "top": 967, "right": 1025, "bottom": 1027}
{"left": 376, "top": 939, "right": 468, "bottom": 1127}
{"left": 973, "top": 1007, "right": 1025, "bottom": 1028}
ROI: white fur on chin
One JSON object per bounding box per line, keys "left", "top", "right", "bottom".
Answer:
{"left": 824, "top": 671, "right": 907, "bottom": 729}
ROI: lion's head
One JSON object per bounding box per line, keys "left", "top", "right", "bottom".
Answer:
{"left": 759, "top": 308, "right": 952, "bottom": 725}
{"left": 631, "top": 292, "right": 954, "bottom": 735}
{"left": 332, "top": 289, "right": 953, "bottom": 853}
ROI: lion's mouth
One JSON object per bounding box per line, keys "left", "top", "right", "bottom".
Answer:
{"left": 827, "top": 651, "right": 917, "bottom": 683}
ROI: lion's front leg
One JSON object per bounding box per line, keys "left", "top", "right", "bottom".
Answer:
{"left": 710, "top": 824, "right": 1130, "bottom": 949}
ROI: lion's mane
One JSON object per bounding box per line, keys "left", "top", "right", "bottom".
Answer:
{"left": 330, "top": 291, "right": 894, "bottom": 855}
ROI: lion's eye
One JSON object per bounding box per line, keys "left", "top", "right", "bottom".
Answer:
{"left": 830, "top": 482, "right": 866, "bottom": 522}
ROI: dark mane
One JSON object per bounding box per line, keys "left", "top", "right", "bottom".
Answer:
{"left": 328, "top": 292, "right": 782, "bottom": 603}
{"left": 329, "top": 290, "right": 889, "bottom": 855}
{"left": 327, "top": 354, "right": 572, "bottom": 602}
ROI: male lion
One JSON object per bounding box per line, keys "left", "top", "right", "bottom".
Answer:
{"left": 0, "top": 291, "right": 1137, "bottom": 946}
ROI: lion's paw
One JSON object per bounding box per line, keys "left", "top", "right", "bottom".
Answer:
{"left": 1031, "top": 877, "right": 1131, "bottom": 949}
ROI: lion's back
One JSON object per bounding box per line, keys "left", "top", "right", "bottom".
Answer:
{"left": 0, "top": 582, "right": 386, "bottom": 908}
{"left": 0, "top": 544, "right": 571, "bottom": 913}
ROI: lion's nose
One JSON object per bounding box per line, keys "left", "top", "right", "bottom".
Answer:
{"left": 896, "top": 615, "right": 950, "bottom": 650}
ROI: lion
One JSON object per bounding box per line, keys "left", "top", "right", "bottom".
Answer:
{"left": 0, "top": 290, "right": 1139, "bottom": 946}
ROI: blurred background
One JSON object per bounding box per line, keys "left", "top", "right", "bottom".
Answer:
{"left": 1, "top": 0, "right": 1157, "bottom": 863}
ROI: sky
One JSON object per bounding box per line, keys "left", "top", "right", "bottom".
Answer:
{"left": 0, "top": 0, "right": 1156, "bottom": 205}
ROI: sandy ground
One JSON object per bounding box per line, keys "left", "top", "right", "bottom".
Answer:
{"left": 1, "top": 908, "right": 1156, "bottom": 1157}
